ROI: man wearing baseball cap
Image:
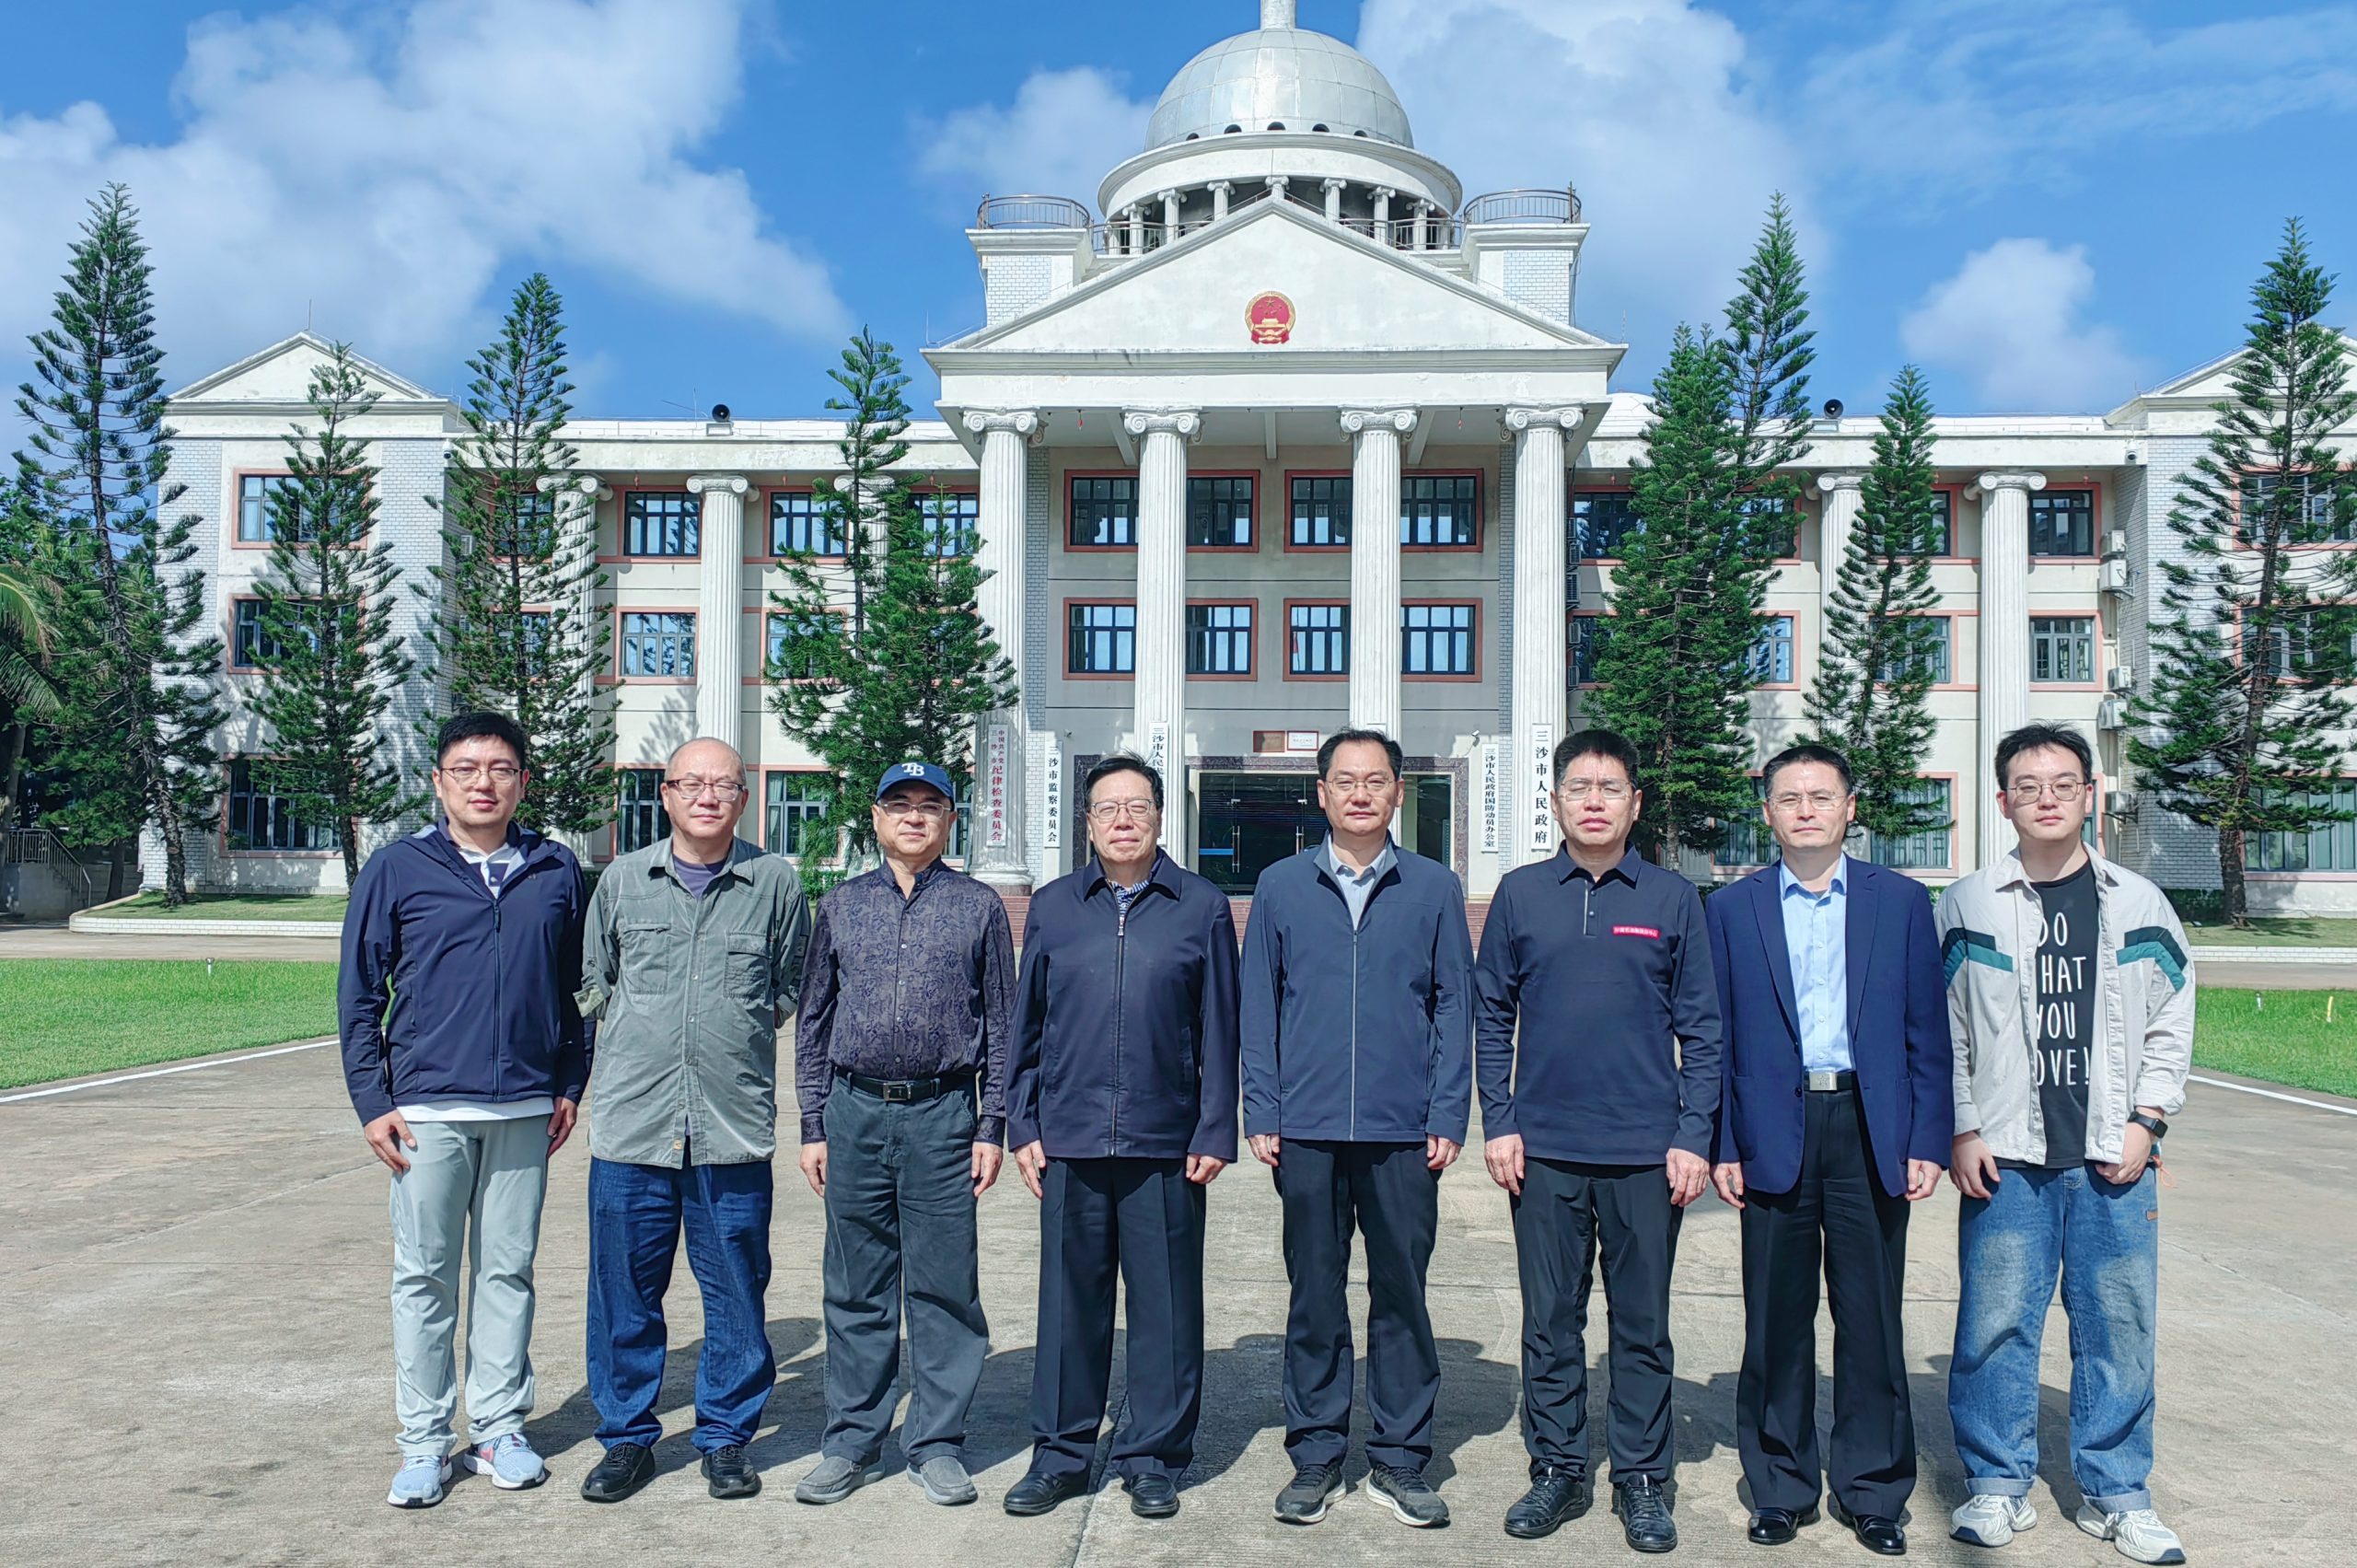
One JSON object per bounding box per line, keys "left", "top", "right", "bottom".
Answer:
{"left": 793, "top": 760, "right": 1016, "bottom": 1508}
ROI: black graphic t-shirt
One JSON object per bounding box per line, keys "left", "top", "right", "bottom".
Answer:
{"left": 2006, "top": 858, "right": 2098, "bottom": 1169}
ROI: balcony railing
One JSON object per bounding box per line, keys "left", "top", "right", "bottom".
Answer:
{"left": 1461, "top": 186, "right": 1583, "bottom": 226}
{"left": 974, "top": 193, "right": 1093, "bottom": 230}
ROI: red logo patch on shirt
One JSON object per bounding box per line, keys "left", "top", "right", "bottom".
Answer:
{"left": 1612, "top": 924, "right": 1661, "bottom": 939}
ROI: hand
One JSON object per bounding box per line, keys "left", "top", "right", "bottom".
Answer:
{"left": 1426, "top": 1136, "right": 1462, "bottom": 1172}
{"left": 364, "top": 1109, "right": 417, "bottom": 1174}
{"left": 1950, "top": 1132, "right": 2001, "bottom": 1200}
{"left": 1015, "top": 1141, "right": 1048, "bottom": 1199}
{"left": 546, "top": 1098, "right": 579, "bottom": 1156}
{"left": 1711, "top": 1161, "right": 1746, "bottom": 1210}
{"left": 1905, "top": 1158, "right": 1944, "bottom": 1201}
{"left": 798, "top": 1141, "right": 827, "bottom": 1198}
{"left": 1248, "top": 1132, "right": 1282, "bottom": 1168}
{"left": 1185, "top": 1154, "right": 1227, "bottom": 1185}
{"left": 2096, "top": 1119, "right": 2156, "bottom": 1186}
{"left": 970, "top": 1142, "right": 1004, "bottom": 1197}
{"left": 1484, "top": 1133, "right": 1526, "bottom": 1195}
{"left": 1666, "top": 1148, "right": 1710, "bottom": 1207}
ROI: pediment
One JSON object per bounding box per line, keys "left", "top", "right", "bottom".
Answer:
{"left": 168, "top": 332, "right": 444, "bottom": 407}
{"left": 2130, "top": 331, "right": 2357, "bottom": 408}
{"left": 951, "top": 201, "right": 1613, "bottom": 360}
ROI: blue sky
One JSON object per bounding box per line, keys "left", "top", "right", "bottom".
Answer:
{"left": 3, "top": 0, "right": 2353, "bottom": 430}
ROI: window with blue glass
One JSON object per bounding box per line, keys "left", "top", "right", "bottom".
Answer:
{"left": 1571, "top": 615, "right": 1608, "bottom": 685}
{"left": 770, "top": 491, "right": 843, "bottom": 555}
{"left": 1069, "top": 476, "right": 1137, "bottom": 547}
{"left": 766, "top": 772, "right": 831, "bottom": 859}
{"left": 1403, "top": 602, "right": 1475, "bottom": 675}
{"left": 1864, "top": 780, "right": 1952, "bottom": 870}
{"left": 615, "top": 768, "right": 665, "bottom": 854}
{"left": 1740, "top": 493, "right": 1797, "bottom": 557}
{"left": 1187, "top": 476, "right": 1254, "bottom": 547}
{"left": 623, "top": 491, "right": 699, "bottom": 556}
{"left": 1715, "top": 777, "right": 1774, "bottom": 866}
{"left": 2247, "top": 781, "right": 2357, "bottom": 870}
{"left": 2028, "top": 489, "right": 2096, "bottom": 557}
{"left": 2031, "top": 616, "right": 2096, "bottom": 683}
{"left": 620, "top": 611, "right": 695, "bottom": 677}
{"left": 767, "top": 611, "right": 831, "bottom": 680}
{"left": 1402, "top": 474, "right": 1479, "bottom": 547}
{"left": 1068, "top": 602, "right": 1136, "bottom": 673}
{"left": 1290, "top": 475, "right": 1351, "bottom": 547}
{"left": 1185, "top": 602, "right": 1253, "bottom": 675}
{"left": 920, "top": 491, "right": 980, "bottom": 557}
{"left": 1573, "top": 491, "right": 1642, "bottom": 559}
{"left": 226, "top": 759, "right": 338, "bottom": 851}
{"left": 1743, "top": 615, "right": 1795, "bottom": 683}
{"left": 236, "top": 474, "right": 306, "bottom": 543}
{"left": 1877, "top": 616, "right": 1952, "bottom": 684}
{"left": 2239, "top": 472, "right": 2352, "bottom": 546}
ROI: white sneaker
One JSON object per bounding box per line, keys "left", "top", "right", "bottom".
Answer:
{"left": 2077, "top": 1504, "right": 2188, "bottom": 1564}
{"left": 1951, "top": 1493, "right": 2038, "bottom": 1547}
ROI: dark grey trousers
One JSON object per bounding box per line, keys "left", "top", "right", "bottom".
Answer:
{"left": 819, "top": 1079, "right": 989, "bottom": 1468}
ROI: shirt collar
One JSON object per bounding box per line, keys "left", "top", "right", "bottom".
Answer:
{"left": 1992, "top": 845, "right": 2115, "bottom": 892}
{"left": 438, "top": 819, "right": 523, "bottom": 863}
{"left": 649, "top": 834, "right": 749, "bottom": 884}
{"left": 1317, "top": 835, "right": 1396, "bottom": 885}
{"left": 1777, "top": 857, "right": 1849, "bottom": 900}
{"left": 1556, "top": 844, "right": 1643, "bottom": 887}
{"left": 1088, "top": 850, "right": 1172, "bottom": 900}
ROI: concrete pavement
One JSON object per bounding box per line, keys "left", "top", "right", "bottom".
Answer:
{"left": 0, "top": 923, "right": 339, "bottom": 963}
{"left": 2, "top": 1044, "right": 2354, "bottom": 1566}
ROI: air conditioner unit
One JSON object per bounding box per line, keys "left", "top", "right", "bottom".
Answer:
{"left": 2107, "top": 788, "right": 2140, "bottom": 816}
{"left": 2097, "top": 696, "right": 2127, "bottom": 731}
{"left": 2106, "top": 663, "right": 2132, "bottom": 692}
{"left": 2098, "top": 557, "right": 2130, "bottom": 594}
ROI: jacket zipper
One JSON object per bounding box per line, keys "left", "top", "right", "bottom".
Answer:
{"left": 491, "top": 890, "right": 505, "bottom": 1101}
{"left": 1349, "top": 914, "right": 1360, "bottom": 1141}
{"left": 1110, "top": 900, "right": 1128, "bottom": 1154}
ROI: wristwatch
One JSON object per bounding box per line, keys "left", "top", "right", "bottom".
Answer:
{"left": 2128, "top": 1111, "right": 2168, "bottom": 1141}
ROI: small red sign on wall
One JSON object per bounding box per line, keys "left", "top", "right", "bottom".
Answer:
{"left": 1246, "top": 291, "right": 1295, "bottom": 344}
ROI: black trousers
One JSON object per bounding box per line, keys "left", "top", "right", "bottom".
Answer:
{"left": 1512, "top": 1157, "right": 1683, "bottom": 1482}
{"left": 1275, "top": 1139, "right": 1441, "bottom": 1470}
{"left": 1736, "top": 1086, "right": 1915, "bottom": 1517}
{"left": 1029, "top": 1156, "right": 1206, "bottom": 1481}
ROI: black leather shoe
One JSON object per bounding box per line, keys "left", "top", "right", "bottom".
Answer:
{"left": 1123, "top": 1472, "right": 1180, "bottom": 1518}
{"left": 1003, "top": 1469, "right": 1089, "bottom": 1516}
{"left": 1828, "top": 1494, "right": 1907, "bottom": 1556}
{"left": 579, "top": 1443, "right": 656, "bottom": 1504}
{"left": 1504, "top": 1467, "right": 1592, "bottom": 1539}
{"left": 1613, "top": 1477, "right": 1678, "bottom": 1553}
{"left": 701, "top": 1444, "right": 760, "bottom": 1499}
{"left": 1747, "top": 1504, "right": 1821, "bottom": 1545}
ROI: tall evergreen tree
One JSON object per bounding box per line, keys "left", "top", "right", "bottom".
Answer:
{"left": 768, "top": 331, "right": 1017, "bottom": 856}
{"left": 1723, "top": 192, "right": 1817, "bottom": 557}
{"left": 418, "top": 273, "right": 612, "bottom": 833}
{"left": 2127, "top": 220, "right": 2357, "bottom": 926}
{"left": 15, "top": 184, "right": 222, "bottom": 902}
{"left": 1805, "top": 366, "right": 1950, "bottom": 843}
{"left": 249, "top": 346, "right": 412, "bottom": 883}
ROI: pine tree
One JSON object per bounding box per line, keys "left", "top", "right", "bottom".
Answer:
{"left": 2127, "top": 219, "right": 2357, "bottom": 926}
{"left": 417, "top": 274, "right": 613, "bottom": 833}
{"left": 248, "top": 345, "right": 412, "bottom": 883}
{"left": 15, "top": 184, "right": 222, "bottom": 902}
{"left": 1805, "top": 366, "right": 1949, "bottom": 843}
{"left": 1723, "top": 193, "right": 1817, "bottom": 557}
{"left": 768, "top": 331, "right": 1017, "bottom": 856}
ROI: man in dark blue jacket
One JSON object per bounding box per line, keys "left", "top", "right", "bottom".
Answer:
{"left": 339, "top": 713, "right": 589, "bottom": 1509}
{"left": 1705, "top": 743, "right": 1949, "bottom": 1556}
{"left": 1003, "top": 755, "right": 1239, "bottom": 1522}
{"left": 1472, "top": 728, "right": 1720, "bottom": 1552}
{"left": 1240, "top": 727, "right": 1473, "bottom": 1531}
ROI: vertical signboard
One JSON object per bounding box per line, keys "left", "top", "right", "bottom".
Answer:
{"left": 982, "top": 723, "right": 1012, "bottom": 850}
{"left": 1527, "top": 723, "right": 1556, "bottom": 855}
{"left": 1479, "top": 738, "right": 1501, "bottom": 855}
{"left": 1039, "top": 738, "right": 1062, "bottom": 851}
{"left": 1145, "top": 722, "right": 1173, "bottom": 848}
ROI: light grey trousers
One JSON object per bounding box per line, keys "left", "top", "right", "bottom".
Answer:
{"left": 387, "top": 1116, "right": 550, "bottom": 1456}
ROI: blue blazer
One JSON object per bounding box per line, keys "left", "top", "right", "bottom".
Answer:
{"left": 1704, "top": 858, "right": 1953, "bottom": 1198}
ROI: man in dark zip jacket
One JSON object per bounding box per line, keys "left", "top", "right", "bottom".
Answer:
{"left": 1239, "top": 727, "right": 1474, "bottom": 1531}
{"left": 1003, "top": 755, "right": 1239, "bottom": 1523}
{"left": 339, "top": 713, "right": 589, "bottom": 1509}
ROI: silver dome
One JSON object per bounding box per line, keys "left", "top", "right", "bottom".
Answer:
{"left": 1144, "top": 21, "right": 1414, "bottom": 151}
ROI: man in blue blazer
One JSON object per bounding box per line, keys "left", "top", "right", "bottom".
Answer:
{"left": 1706, "top": 744, "right": 1952, "bottom": 1557}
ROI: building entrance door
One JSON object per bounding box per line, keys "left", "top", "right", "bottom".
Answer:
{"left": 1195, "top": 771, "right": 1454, "bottom": 895}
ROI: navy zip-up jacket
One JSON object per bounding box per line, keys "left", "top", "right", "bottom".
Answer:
{"left": 1239, "top": 844, "right": 1474, "bottom": 1144}
{"left": 1008, "top": 852, "right": 1241, "bottom": 1161}
{"left": 338, "top": 823, "right": 590, "bottom": 1127}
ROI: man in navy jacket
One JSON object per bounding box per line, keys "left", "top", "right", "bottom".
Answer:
{"left": 1004, "top": 755, "right": 1239, "bottom": 1522}
{"left": 1473, "top": 727, "right": 1721, "bottom": 1552}
{"left": 1240, "top": 728, "right": 1473, "bottom": 1531}
{"left": 1705, "top": 743, "right": 1951, "bottom": 1556}
{"left": 339, "top": 713, "right": 588, "bottom": 1509}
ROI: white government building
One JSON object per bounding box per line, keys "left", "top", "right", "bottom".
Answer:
{"left": 154, "top": 0, "right": 2357, "bottom": 915}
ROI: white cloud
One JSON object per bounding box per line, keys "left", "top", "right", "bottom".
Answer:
{"left": 1355, "top": 0, "right": 1817, "bottom": 355}
{"left": 912, "top": 67, "right": 1153, "bottom": 215}
{"left": 0, "top": 0, "right": 847, "bottom": 399}
{"left": 1899, "top": 238, "right": 2148, "bottom": 412}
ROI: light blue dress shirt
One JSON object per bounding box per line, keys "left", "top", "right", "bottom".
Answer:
{"left": 1778, "top": 859, "right": 1853, "bottom": 1074}
{"left": 1317, "top": 836, "right": 1397, "bottom": 930}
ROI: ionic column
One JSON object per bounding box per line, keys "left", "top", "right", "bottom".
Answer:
{"left": 1126, "top": 410, "right": 1199, "bottom": 848}
{"left": 1372, "top": 186, "right": 1395, "bottom": 228}
{"left": 1323, "top": 177, "right": 1347, "bottom": 222}
{"left": 1815, "top": 470, "right": 1867, "bottom": 636}
{"left": 1268, "top": 174, "right": 1291, "bottom": 204}
{"left": 1342, "top": 409, "right": 1415, "bottom": 741}
{"left": 1126, "top": 204, "right": 1145, "bottom": 254}
{"left": 1507, "top": 408, "right": 1583, "bottom": 866}
{"left": 1159, "top": 188, "right": 1181, "bottom": 232}
{"left": 1412, "top": 200, "right": 1434, "bottom": 250}
{"left": 962, "top": 411, "right": 1040, "bottom": 888}
{"left": 1976, "top": 470, "right": 2045, "bottom": 860}
{"left": 686, "top": 473, "right": 748, "bottom": 744}
{"left": 1208, "top": 180, "right": 1233, "bottom": 221}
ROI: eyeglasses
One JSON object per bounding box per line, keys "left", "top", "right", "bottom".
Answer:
{"left": 878, "top": 798, "right": 953, "bottom": 820}
{"left": 1086, "top": 799, "right": 1158, "bottom": 822}
{"left": 1322, "top": 774, "right": 1397, "bottom": 794}
{"left": 439, "top": 763, "right": 522, "bottom": 784}
{"left": 1558, "top": 780, "right": 1631, "bottom": 801}
{"left": 2007, "top": 778, "right": 2086, "bottom": 803}
{"left": 1769, "top": 791, "right": 1848, "bottom": 812}
{"left": 664, "top": 777, "right": 745, "bottom": 801}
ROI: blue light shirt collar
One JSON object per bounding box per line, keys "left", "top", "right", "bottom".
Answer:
{"left": 1777, "top": 858, "right": 1853, "bottom": 1074}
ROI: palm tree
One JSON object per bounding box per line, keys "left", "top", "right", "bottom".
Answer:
{"left": 0, "top": 563, "right": 60, "bottom": 716}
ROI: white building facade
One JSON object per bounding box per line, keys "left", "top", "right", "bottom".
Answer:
{"left": 155, "top": 0, "right": 2357, "bottom": 915}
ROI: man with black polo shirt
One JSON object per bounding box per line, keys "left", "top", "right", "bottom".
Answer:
{"left": 1472, "top": 728, "right": 1721, "bottom": 1553}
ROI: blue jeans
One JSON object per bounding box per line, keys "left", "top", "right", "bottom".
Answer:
{"left": 586, "top": 1153, "right": 776, "bottom": 1454}
{"left": 1949, "top": 1163, "right": 2158, "bottom": 1513}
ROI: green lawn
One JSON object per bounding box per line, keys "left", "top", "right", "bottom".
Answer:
{"left": 2191, "top": 988, "right": 2357, "bottom": 1099}
{"left": 2180, "top": 916, "right": 2357, "bottom": 948}
{"left": 99, "top": 891, "right": 347, "bottom": 922}
{"left": 0, "top": 959, "right": 339, "bottom": 1091}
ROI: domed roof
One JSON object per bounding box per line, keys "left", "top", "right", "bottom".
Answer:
{"left": 1144, "top": 5, "right": 1413, "bottom": 151}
